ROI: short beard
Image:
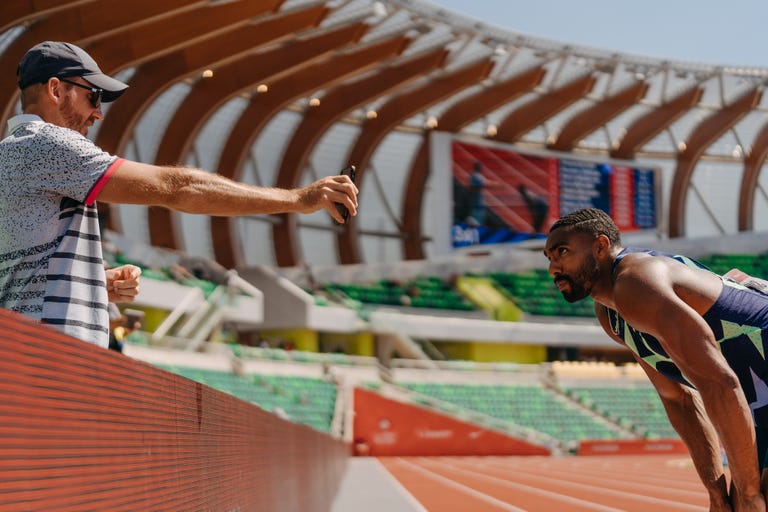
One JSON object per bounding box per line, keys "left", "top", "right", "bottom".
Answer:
{"left": 559, "top": 255, "right": 600, "bottom": 303}
{"left": 60, "top": 96, "right": 87, "bottom": 136}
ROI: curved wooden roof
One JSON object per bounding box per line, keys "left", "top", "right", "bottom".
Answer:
{"left": 3, "top": 0, "right": 768, "bottom": 267}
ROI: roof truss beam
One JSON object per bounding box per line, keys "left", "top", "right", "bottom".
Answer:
{"left": 401, "top": 65, "right": 546, "bottom": 260}
{"left": 668, "top": 88, "right": 762, "bottom": 237}
{"left": 610, "top": 86, "right": 703, "bottom": 159}
{"left": 148, "top": 16, "right": 366, "bottom": 250}
{"left": 494, "top": 73, "right": 597, "bottom": 143}
{"left": 210, "top": 35, "right": 410, "bottom": 268}
{"left": 547, "top": 80, "right": 649, "bottom": 152}
{"left": 336, "top": 58, "right": 496, "bottom": 264}
{"left": 272, "top": 47, "right": 449, "bottom": 266}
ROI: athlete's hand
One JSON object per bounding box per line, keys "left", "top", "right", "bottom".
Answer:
{"left": 727, "top": 485, "right": 766, "bottom": 512}
{"left": 707, "top": 488, "right": 731, "bottom": 512}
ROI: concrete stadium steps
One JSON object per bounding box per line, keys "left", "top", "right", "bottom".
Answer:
{"left": 454, "top": 276, "right": 523, "bottom": 321}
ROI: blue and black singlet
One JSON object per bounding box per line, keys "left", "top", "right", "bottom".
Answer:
{"left": 606, "top": 247, "right": 768, "bottom": 428}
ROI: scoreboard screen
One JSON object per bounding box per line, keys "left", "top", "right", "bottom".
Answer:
{"left": 449, "top": 140, "right": 657, "bottom": 248}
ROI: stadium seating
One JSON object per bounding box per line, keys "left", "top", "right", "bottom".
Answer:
{"left": 399, "top": 381, "right": 622, "bottom": 444}
{"left": 120, "top": 245, "right": 759, "bottom": 448}
{"left": 322, "top": 276, "right": 475, "bottom": 311}
{"left": 319, "top": 269, "right": 599, "bottom": 318}
{"left": 486, "top": 269, "right": 595, "bottom": 317}
{"left": 550, "top": 361, "right": 677, "bottom": 439}
{"left": 255, "top": 374, "right": 338, "bottom": 432}
{"left": 311, "top": 252, "right": 768, "bottom": 321}
{"left": 115, "top": 243, "right": 768, "bottom": 324}
{"left": 136, "top": 344, "right": 679, "bottom": 448}
{"left": 230, "top": 344, "right": 377, "bottom": 367}
{"left": 564, "top": 386, "right": 678, "bottom": 439}
{"left": 697, "top": 253, "right": 768, "bottom": 277}
{"left": 156, "top": 365, "right": 337, "bottom": 433}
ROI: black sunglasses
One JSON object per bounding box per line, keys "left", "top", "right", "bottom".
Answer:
{"left": 59, "top": 78, "right": 103, "bottom": 109}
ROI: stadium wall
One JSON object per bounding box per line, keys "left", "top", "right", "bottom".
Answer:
{"left": 0, "top": 309, "right": 346, "bottom": 511}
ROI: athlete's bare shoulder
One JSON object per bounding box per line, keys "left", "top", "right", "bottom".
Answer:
{"left": 615, "top": 251, "right": 721, "bottom": 315}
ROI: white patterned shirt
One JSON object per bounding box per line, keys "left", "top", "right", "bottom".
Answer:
{"left": 0, "top": 114, "right": 123, "bottom": 347}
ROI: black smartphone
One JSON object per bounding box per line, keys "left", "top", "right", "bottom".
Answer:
{"left": 335, "top": 165, "right": 356, "bottom": 224}
{"left": 123, "top": 308, "right": 145, "bottom": 329}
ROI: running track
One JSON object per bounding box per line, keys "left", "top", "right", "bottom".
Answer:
{"left": 379, "top": 455, "right": 708, "bottom": 511}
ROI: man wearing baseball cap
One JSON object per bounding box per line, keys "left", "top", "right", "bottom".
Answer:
{"left": 17, "top": 41, "right": 129, "bottom": 103}
{"left": 0, "top": 41, "right": 358, "bottom": 348}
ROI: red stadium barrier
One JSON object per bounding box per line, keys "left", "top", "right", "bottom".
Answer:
{"left": 0, "top": 309, "right": 346, "bottom": 511}
{"left": 353, "top": 387, "right": 550, "bottom": 456}
{"left": 578, "top": 438, "right": 689, "bottom": 456}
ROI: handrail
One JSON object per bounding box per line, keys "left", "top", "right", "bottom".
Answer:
{"left": 150, "top": 286, "right": 204, "bottom": 342}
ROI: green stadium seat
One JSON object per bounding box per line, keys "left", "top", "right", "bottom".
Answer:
{"left": 565, "top": 386, "right": 677, "bottom": 439}
{"left": 157, "top": 366, "right": 337, "bottom": 433}
{"left": 399, "top": 381, "right": 620, "bottom": 444}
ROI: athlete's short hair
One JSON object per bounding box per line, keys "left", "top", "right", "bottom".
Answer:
{"left": 549, "top": 208, "right": 621, "bottom": 245}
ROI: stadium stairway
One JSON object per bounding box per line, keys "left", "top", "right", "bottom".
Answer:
{"left": 455, "top": 275, "right": 523, "bottom": 321}
{"left": 550, "top": 361, "right": 678, "bottom": 439}
{"left": 562, "top": 385, "right": 678, "bottom": 439}
{"left": 373, "top": 329, "right": 438, "bottom": 368}
{"left": 154, "top": 285, "right": 231, "bottom": 351}
{"left": 542, "top": 380, "right": 637, "bottom": 439}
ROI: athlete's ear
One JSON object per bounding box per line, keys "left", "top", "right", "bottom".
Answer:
{"left": 593, "top": 234, "right": 611, "bottom": 257}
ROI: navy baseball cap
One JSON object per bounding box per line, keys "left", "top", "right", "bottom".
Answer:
{"left": 17, "top": 41, "right": 128, "bottom": 102}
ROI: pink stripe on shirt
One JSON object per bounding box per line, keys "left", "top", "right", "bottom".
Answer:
{"left": 85, "top": 157, "right": 124, "bottom": 206}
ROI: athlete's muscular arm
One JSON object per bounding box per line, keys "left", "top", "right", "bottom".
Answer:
{"left": 645, "top": 360, "right": 732, "bottom": 511}
{"left": 595, "top": 304, "right": 730, "bottom": 510}
{"left": 611, "top": 260, "right": 764, "bottom": 511}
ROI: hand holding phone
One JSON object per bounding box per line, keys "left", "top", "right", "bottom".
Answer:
{"left": 335, "top": 165, "right": 356, "bottom": 224}
{"left": 123, "top": 308, "right": 145, "bottom": 330}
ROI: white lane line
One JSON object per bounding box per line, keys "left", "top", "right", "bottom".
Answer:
{"left": 414, "top": 458, "right": 624, "bottom": 512}
{"left": 478, "top": 458, "right": 705, "bottom": 500}
{"left": 426, "top": 458, "right": 704, "bottom": 511}
{"left": 525, "top": 458, "right": 704, "bottom": 494}
{"left": 394, "top": 457, "right": 529, "bottom": 512}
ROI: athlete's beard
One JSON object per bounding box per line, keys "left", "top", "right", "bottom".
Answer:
{"left": 555, "top": 253, "right": 600, "bottom": 303}
{"left": 60, "top": 96, "right": 90, "bottom": 136}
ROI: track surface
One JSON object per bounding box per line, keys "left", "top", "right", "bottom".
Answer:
{"left": 379, "top": 455, "right": 708, "bottom": 512}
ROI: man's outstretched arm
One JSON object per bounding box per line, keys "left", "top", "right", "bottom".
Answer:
{"left": 97, "top": 160, "right": 359, "bottom": 224}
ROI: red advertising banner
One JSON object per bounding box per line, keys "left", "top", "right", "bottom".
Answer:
{"left": 353, "top": 387, "right": 550, "bottom": 457}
